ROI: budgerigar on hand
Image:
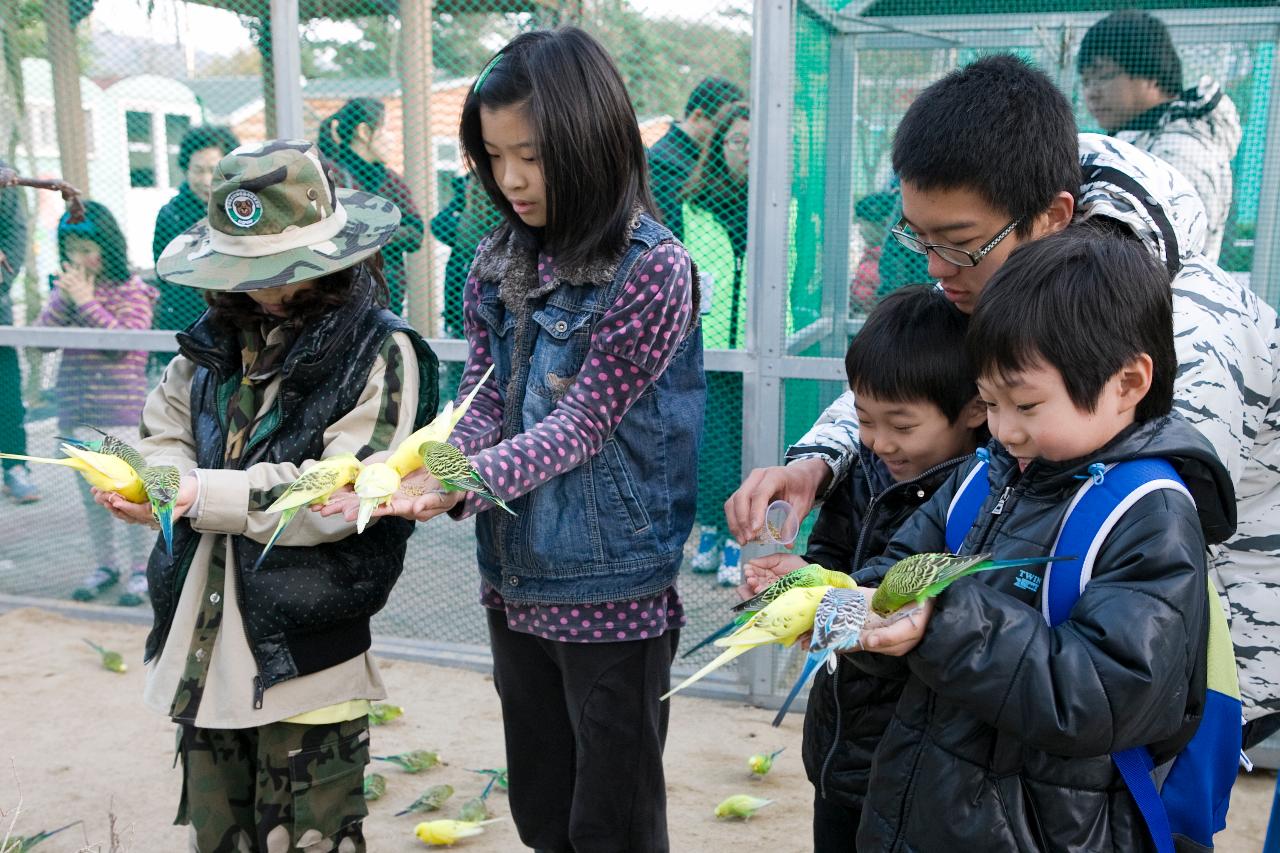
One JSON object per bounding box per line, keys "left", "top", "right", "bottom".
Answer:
{"left": 772, "top": 586, "right": 870, "bottom": 727}
{"left": 256, "top": 453, "right": 364, "bottom": 568}
{"left": 683, "top": 564, "right": 856, "bottom": 659}
{"left": 353, "top": 364, "right": 494, "bottom": 532}
{"left": 662, "top": 585, "right": 830, "bottom": 700}
{"left": 418, "top": 440, "right": 513, "bottom": 515}
{"left": 59, "top": 428, "right": 182, "bottom": 555}
{"left": 871, "top": 552, "right": 1070, "bottom": 616}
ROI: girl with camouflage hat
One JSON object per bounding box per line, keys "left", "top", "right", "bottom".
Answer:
{"left": 96, "top": 138, "right": 438, "bottom": 850}
{"left": 326, "top": 27, "right": 703, "bottom": 852}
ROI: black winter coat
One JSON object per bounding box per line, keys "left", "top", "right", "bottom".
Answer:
{"left": 851, "top": 414, "right": 1235, "bottom": 852}
{"left": 801, "top": 444, "right": 971, "bottom": 814}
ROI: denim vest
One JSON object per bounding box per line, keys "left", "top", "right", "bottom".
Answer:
{"left": 470, "top": 214, "right": 705, "bottom": 604}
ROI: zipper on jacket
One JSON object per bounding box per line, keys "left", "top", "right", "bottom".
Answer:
{"left": 253, "top": 675, "right": 265, "bottom": 710}
{"left": 991, "top": 485, "right": 1013, "bottom": 515}
{"left": 819, "top": 656, "right": 842, "bottom": 800}
{"left": 817, "top": 455, "right": 967, "bottom": 801}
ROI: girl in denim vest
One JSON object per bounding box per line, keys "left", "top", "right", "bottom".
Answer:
{"left": 343, "top": 27, "right": 704, "bottom": 852}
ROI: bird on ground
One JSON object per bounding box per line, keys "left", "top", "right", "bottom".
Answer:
{"left": 714, "top": 794, "right": 773, "bottom": 820}
{"left": 83, "top": 638, "right": 126, "bottom": 673}
{"left": 374, "top": 750, "right": 445, "bottom": 773}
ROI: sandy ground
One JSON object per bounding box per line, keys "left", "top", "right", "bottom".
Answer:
{"left": 0, "top": 606, "right": 1273, "bottom": 853}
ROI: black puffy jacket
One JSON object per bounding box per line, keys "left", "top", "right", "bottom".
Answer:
{"left": 801, "top": 444, "right": 971, "bottom": 814}
{"left": 850, "top": 414, "right": 1234, "bottom": 852}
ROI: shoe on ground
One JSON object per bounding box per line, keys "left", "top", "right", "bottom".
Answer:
{"left": 118, "top": 570, "right": 149, "bottom": 607}
{"left": 690, "top": 526, "right": 721, "bottom": 574}
{"left": 2, "top": 465, "right": 41, "bottom": 503}
{"left": 717, "top": 540, "right": 743, "bottom": 587}
{"left": 72, "top": 566, "right": 120, "bottom": 602}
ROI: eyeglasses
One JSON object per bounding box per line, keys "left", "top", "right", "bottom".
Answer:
{"left": 890, "top": 218, "right": 1022, "bottom": 268}
{"left": 724, "top": 133, "right": 749, "bottom": 153}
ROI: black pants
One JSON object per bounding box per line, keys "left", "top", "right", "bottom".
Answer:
{"left": 486, "top": 607, "right": 678, "bottom": 853}
{"left": 813, "top": 790, "right": 862, "bottom": 852}
{"left": 0, "top": 347, "right": 27, "bottom": 468}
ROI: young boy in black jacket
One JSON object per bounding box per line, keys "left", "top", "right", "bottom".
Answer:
{"left": 850, "top": 228, "right": 1234, "bottom": 851}
{"left": 743, "top": 284, "right": 987, "bottom": 850}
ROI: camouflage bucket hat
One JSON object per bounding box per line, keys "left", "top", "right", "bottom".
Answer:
{"left": 156, "top": 139, "right": 400, "bottom": 291}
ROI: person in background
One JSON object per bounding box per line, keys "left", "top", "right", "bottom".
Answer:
{"left": 647, "top": 75, "right": 744, "bottom": 240}
{"left": 682, "top": 101, "right": 750, "bottom": 581}
{"left": 431, "top": 171, "right": 502, "bottom": 396}
{"left": 319, "top": 97, "right": 424, "bottom": 315}
{"left": 151, "top": 125, "right": 239, "bottom": 331}
{"left": 1078, "top": 9, "right": 1241, "bottom": 261}
{"left": 0, "top": 162, "right": 39, "bottom": 503}
{"left": 39, "top": 201, "right": 157, "bottom": 605}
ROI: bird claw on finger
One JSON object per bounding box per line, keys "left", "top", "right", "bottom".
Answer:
{"left": 885, "top": 606, "right": 923, "bottom": 628}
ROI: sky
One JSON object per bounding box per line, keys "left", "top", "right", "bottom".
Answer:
{"left": 90, "top": 0, "right": 751, "bottom": 58}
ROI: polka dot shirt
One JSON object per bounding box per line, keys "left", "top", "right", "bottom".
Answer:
{"left": 451, "top": 241, "right": 695, "bottom": 643}
{"left": 481, "top": 583, "right": 686, "bottom": 643}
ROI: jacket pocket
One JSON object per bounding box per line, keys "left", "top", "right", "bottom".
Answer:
{"left": 600, "top": 438, "right": 652, "bottom": 534}
{"left": 528, "top": 305, "right": 593, "bottom": 402}
{"left": 288, "top": 725, "right": 370, "bottom": 845}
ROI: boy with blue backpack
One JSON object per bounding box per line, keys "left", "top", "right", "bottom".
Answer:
{"left": 852, "top": 227, "right": 1240, "bottom": 852}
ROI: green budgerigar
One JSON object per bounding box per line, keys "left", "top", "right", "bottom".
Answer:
{"left": 683, "top": 564, "right": 858, "bottom": 659}
{"left": 83, "top": 638, "right": 126, "bottom": 673}
{"left": 457, "top": 776, "right": 498, "bottom": 822}
{"left": 354, "top": 364, "right": 494, "bottom": 532}
{"left": 374, "top": 749, "right": 445, "bottom": 773}
{"left": 368, "top": 702, "right": 405, "bottom": 726}
{"left": 256, "top": 453, "right": 365, "bottom": 568}
{"left": 747, "top": 747, "right": 785, "bottom": 777}
{"left": 364, "top": 772, "right": 387, "bottom": 801}
{"left": 61, "top": 429, "right": 181, "bottom": 556}
{"left": 662, "top": 585, "right": 831, "bottom": 700}
{"left": 871, "top": 552, "right": 1072, "bottom": 616}
{"left": 418, "top": 440, "right": 514, "bottom": 515}
{"left": 714, "top": 794, "right": 773, "bottom": 820}
{"left": 396, "top": 784, "right": 455, "bottom": 816}
{"left": 467, "top": 767, "right": 508, "bottom": 792}
{"left": 0, "top": 820, "right": 83, "bottom": 852}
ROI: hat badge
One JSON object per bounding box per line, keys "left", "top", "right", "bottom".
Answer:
{"left": 225, "top": 189, "right": 263, "bottom": 228}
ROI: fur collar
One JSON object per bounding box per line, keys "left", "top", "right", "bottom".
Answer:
{"left": 472, "top": 210, "right": 644, "bottom": 309}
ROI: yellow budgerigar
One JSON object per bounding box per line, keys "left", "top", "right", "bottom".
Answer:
{"left": 1, "top": 444, "right": 147, "bottom": 503}
{"left": 661, "top": 585, "right": 830, "bottom": 700}
{"left": 413, "top": 818, "right": 503, "bottom": 847}
{"left": 255, "top": 453, "right": 364, "bottom": 568}
{"left": 354, "top": 364, "right": 494, "bottom": 532}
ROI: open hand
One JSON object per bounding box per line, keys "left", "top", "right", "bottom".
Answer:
{"left": 315, "top": 467, "right": 465, "bottom": 524}
{"left": 92, "top": 474, "right": 197, "bottom": 527}
{"left": 859, "top": 600, "right": 933, "bottom": 657}
{"left": 740, "top": 552, "right": 809, "bottom": 598}
{"left": 724, "top": 458, "right": 830, "bottom": 545}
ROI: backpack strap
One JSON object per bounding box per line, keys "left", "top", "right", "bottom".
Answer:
{"left": 1048, "top": 458, "right": 1193, "bottom": 853}
{"left": 944, "top": 454, "right": 990, "bottom": 554}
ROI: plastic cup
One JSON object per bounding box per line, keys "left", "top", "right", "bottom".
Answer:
{"left": 756, "top": 499, "right": 799, "bottom": 546}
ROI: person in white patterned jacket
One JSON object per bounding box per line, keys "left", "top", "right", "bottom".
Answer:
{"left": 727, "top": 54, "right": 1280, "bottom": 748}
{"left": 1078, "top": 9, "right": 1242, "bottom": 263}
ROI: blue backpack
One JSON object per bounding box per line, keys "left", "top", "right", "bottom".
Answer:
{"left": 946, "top": 455, "right": 1241, "bottom": 853}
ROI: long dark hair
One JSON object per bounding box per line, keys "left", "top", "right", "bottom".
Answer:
{"left": 459, "top": 27, "right": 655, "bottom": 269}
{"left": 205, "top": 254, "right": 388, "bottom": 333}
{"left": 57, "top": 200, "right": 131, "bottom": 283}
{"left": 685, "top": 101, "right": 749, "bottom": 214}
{"left": 685, "top": 101, "right": 749, "bottom": 252}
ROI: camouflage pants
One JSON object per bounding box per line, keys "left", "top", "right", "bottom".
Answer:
{"left": 174, "top": 718, "right": 369, "bottom": 852}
